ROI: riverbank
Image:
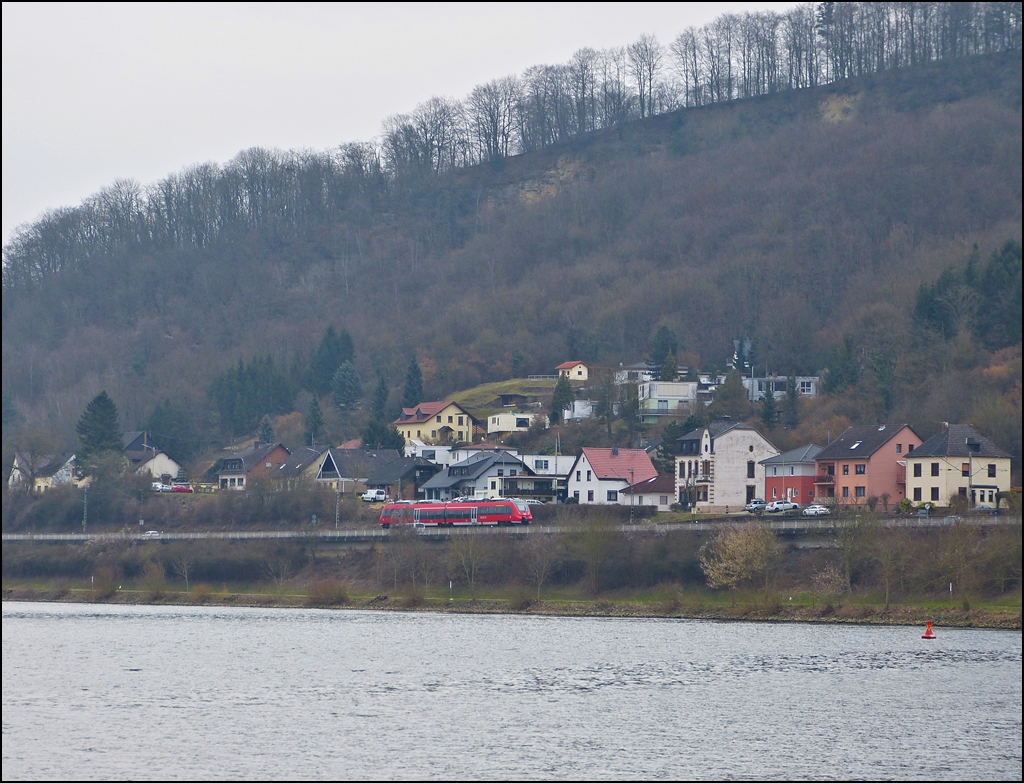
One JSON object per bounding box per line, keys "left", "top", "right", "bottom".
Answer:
{"left": 4, "top": 586, "right": 1020, "bottom": 629}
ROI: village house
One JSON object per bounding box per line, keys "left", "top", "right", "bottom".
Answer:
{"left": 555, "top": 361, "right": 592, "bottom": 381}
{"left": 760, "top": 445, "right": 822, "bottom": 505}
{"left": 566, "top": 447, "right": 657, "bottom": 505}
{"left": 618, "top": 473, "right": 676, "bottom": 513}
{"left": 394, "top": 401, "right": 475, "bottom": 445}
{"left": 675, "top": 421, "right": 779, "bottom": 511}
{"left": 421, "top": 450, "right": 531, "bottom": 501}
{"left": 217, "top": 442, "right": 291, "bottom": 490}
{"left": 813, "top": 424, "right": 923, "bottom": 507}
{"left": 637, "top": 380, "right": 698, "bottom": 424}
{"left": 905, "top": 424, "right": 1012, "bottom": 508}
{"left": 7, "top": 452, "right": 82, "bottom": 493}
{"left": 404, "top": 440, "right": 455, "bottom": 467}
{"left": 364, "top": 456, "right": 441, "bottom": 501}
{"left": 311, "top": 447, "right": 403, "bottom": 494}
{"left": 123, "top": 431, "right": 181, "bottom": 483}
{"left": 486, "top": 410, "right": 548, "bottom": 437}
{"left": 742, "top": 375, "right": 820, "bottom": 402}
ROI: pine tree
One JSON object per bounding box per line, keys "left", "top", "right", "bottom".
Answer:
{"left": 760, "top": 386, "right": 778, "bottom": 429}
{"left": 331, "top": 361, "right": 363, "bottom": 410}
{"left": 144, "top": 399, "right": 201, "bottom": 463}
{"left": 550, "top": 374, "right": 575, "bottom": 424}
{"left": 362, "top": 418, "right": 405, "bottom": 451}
{"left": 257, "top": 414, "right": 275, "bottom": 443}
{"left": 305, "top": 397, "right": 325, "bottom": 446}
{"left": 371, "top": 373, "right": 389, "bottom": 421}
{"left": 76, "top": 391, "right": 122, "bottom": 463}
{"left": 402, "top": 356, "right": 423, "bottom": 409}
{"left": 649, "top": 325, "right": 678, "bottom": 366}
{"left": 659, "top": 351, "right": 678, "bottom": 382}
{"left": 653, "top": 419, "right": 685, "bottom": 474}
{"left": 304, "top": 325, "right": 355, "bottom": 396}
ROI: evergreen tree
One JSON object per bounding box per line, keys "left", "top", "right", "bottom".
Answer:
{"left": 208, "top": 355, "right": 294, "bottom": 435}
{"left": 257, "top": 414, "right": 275, "bottom": 443}
{"left": 331, "top": 361, "right": 363, "bottom": 410}
{"left": 550, "top": 374, "right": 575, "bottom": 424}
{"left": 659, "top": 351, "right": 678, "bottom": 382}
{"left": 144, "top": 399, "right": 201, "bottom": 463}
{"left": 649, "top": 325, "right": 679, "bottom": 366}
{"left": 653, "top": 419, "right": 685, "bottom": 474}
{"left": 362, "top": 418, "right": 405, "bottom": 451}
{"left": 402, "top": 356, "right": 423, "bottom": 409}
{"left": 784, "top": 376, "right": 800, "bottom": 428}
{"left": 304, "top": 325, "right": 355, "bottom": 396}
{"left": 305, "top": 397, "right": 325, "bottom": 446}
{"left": 760, "top": 386, "right": 778, "bottom": 429}
{"left": 370, "top": 373, "right": 389, "bottom": 421}
{"left": 710, "top": 371, "right": 750, "bottom": 420}
{"left": 76, "top": 391, "right": 123, "bottom": 463}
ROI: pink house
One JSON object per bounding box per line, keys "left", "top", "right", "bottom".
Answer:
{"left": 813, "top": 424, "right": 923, "bottom": 506}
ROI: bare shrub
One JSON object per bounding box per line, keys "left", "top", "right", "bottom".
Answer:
{"left": 305, "top": 579, "right": 350, "bottom": 607}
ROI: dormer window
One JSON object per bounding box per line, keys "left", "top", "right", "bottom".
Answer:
{"left": 850, "top": 441, "right": 862, "bottom": 450}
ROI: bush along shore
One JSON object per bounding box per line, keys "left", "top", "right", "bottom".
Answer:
{"left": 2, "top": 515, "right": 1020, "bottom": 630}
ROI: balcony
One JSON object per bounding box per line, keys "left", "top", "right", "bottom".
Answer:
{"left": 814, "top": 474, "right": 835, "bottom": 484}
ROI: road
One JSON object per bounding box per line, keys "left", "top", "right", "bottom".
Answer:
{"left": 2, "top": 514, "right": 1015, "bottom": 544}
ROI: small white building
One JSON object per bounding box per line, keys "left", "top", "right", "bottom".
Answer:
{"left": 404, "top": 440, "right": 455, "bottom": 467}
{"left": 566, "top": 447, "right": 657, "bottom": 505}
{"left": 555, "top": 361, "right": 592, "bottom": 381}
{"left": 675, "top": 421, "right": 779, "bottom": 512}
{"left": 743, "top": 375, "right": 820, "bottom": 402}
{"left": 486, "top": 411, "right": 548, "bottom": 436}
{"left": 618, "top": 474, "right": 676, "bottom": 513}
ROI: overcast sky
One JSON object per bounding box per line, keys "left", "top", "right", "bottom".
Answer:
{"left": 2, "top": 2, "right": 795, "bottom": 245}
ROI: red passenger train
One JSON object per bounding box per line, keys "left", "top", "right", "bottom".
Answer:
{"left": 379, "top": 499, "right": 533, "bottom": 528}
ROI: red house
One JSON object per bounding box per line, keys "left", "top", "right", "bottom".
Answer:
{"left": 760, "top": 445, "right": 822, "bottom": 505}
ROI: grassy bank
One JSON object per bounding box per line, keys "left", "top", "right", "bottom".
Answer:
{"left": 4, "top": 580, "right": 1020, "bottom": 630}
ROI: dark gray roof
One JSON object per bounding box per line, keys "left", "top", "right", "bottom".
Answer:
{"left": 761, "top": 444, "right": 822, "bottom": 466}
{"left": 422, "top": 451, "right": 528, "bottom": 490}
{"left": 271, "top": 445, "right": 327, "bottom": 479}
{"left": 815, "top": 425, "right": 918, "bottom": 461}
{"left": 911, "top": 425, "right": 1010, "bottom": 459}
{"left": 321, "top": 448, "right": 402, "bottom": 480}
{"left": 678, "top": 420, "right": 750, "bottom": 445}
{"left": 367, "top": 456, "right": 439, "bottom": 485}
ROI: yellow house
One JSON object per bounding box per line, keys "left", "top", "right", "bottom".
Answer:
{"left": 905, "top": 424, "right": 1012, "bottom": 508}
{"left": 556, "top": 361, "right": 592, "bottom": 381}
{"left": 394, "top": 401, "right": 475, "bottom": 445}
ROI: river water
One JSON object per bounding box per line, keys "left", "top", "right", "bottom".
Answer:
{"left": 2, "top": 602, "right": 1020, "bottom": 780}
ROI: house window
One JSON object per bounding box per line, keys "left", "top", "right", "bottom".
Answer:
{"left": 229, "top": 478, "right": 236, "bottom": 487}
{"left": 510, "top": 470, "right": 517, "bottom": 477}
{"left": 908, "top": 444, "right": 914, "bottom": 453}
{"left": 587, "top": 490, "right": 594, "bottom": 502}
{"left": 458, "top": 416, "right": 464, "bottom": 425}
{"left": 988, "top": 464, "right": 997, "bottom": 478}
{"left": 931, "top": 462, "right": 939, "bottom": 477}
{"left": 679, "top": 463, "right": 685, "bottom": 478}
{"left": 842, "top": 486, "right": 849, "bottom": 498}
{"left": 772, "top": 487, "right": 777, "bottom": 499}
{"left": 431, "top": 430, "right": 437, "bottom": 439}
{"left": 238, "top": 478, "right": 244, "bottom": 487}
{"left": 417, "top": 430, "right": 421, "bottom": 437}
{"left": 747, "top": 461, "right": 755, "bottom": 479}
{"left": 913, "top": 463, "right": 922, "bottom": 478}
{"left": 458, "top": 432, "right": 463, "bottom": 440}
{"left": 855, "top": 464, "right": 866, "bottom": 475}
{"left": 491, "top": 481, "right": 496, "bottom": 490}
{"left": 931, "top": 487, "right": 940, "bottom": 501}
{"left": 535, "top": 459, "right": 549, "bottom": 470}
{"left": 800, "top": 380, "right": 812, "bottom": 394}
{"left": 436, "top": 415, "right": 441, "bottom": 422}
{"left": 790, "top": 467, "right": 795, "bottom": 476}
{"left": 842, "top": 465, "right": 849, "bottom": 476}
{"left": 497, "top": 470, "right": 503, "bottom": 477}
{"left": 660, "top": 495, "right": 668, "bottom": 505}
{"left": 573, "top": 491, "right": 580, "bottom": 501}
{"left": 896, "top": 444, "right": 902, "bottom": 454}
{"left": 772, "top": 467, "right": 777, "bottom": 477}
{"left": 587, "top": 470, "right": 592, "bottom": 481}
{"left": 962, "top": 463, "right": 970, "bottom": 477}
{"left": 576, "top": 471, "right": 581, "bottom": 481}
{"left": 914, "top": 487, "right": 922, "bottom": 501}
{"left": 855, "top": 486, "right": 866, "bottom": 498}
{"left": 448, "top": 416, "right": 453, "bottom": 423}
{"left": 607, "top": 490, "right": 618, "bottom": 502}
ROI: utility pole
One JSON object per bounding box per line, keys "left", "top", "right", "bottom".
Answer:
{"left": 82, "top": 484, "right": 88, "bottom": 534}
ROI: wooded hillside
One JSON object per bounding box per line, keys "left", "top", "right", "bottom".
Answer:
{"left": 1, "top": 48, "right": 1021, "bottom": 466}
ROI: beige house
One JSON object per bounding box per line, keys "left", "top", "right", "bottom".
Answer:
{"left": 8, "top": 452, "right": 86, "bottom": 493}
{"left": 905, "top": 424, "right": 1012, "bottom": 508}
{"left": 394, "top": 401, "right": 474, "bottom": 445}
{"left": 555, "top": 361, "right": 592, "bottom": 381}
{"left": 487, "top": 410, "right": 548, "bottom": 436}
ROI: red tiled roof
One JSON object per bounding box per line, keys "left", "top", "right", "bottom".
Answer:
{"left": 555, "top": 361, "right": 589, "bottom": 370}
{"left": 338, "top": 438, "right": 363, "bottom": 449}
{"left": 394, "top": 400, "right": 459, "bottom": 425}
{"left": 581, "top": 447, "right": 657, "bottom": 482}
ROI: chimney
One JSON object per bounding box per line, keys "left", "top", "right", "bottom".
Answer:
{"left": 942, "top": 422, "right": 949, "bottom": 432}
{"left": 612, "top": 446, "right": 619, "bottom": 456}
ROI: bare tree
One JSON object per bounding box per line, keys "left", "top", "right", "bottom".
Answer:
{"left": 699, "top": 521, "right": 778, "bottom": 603}
{"left": 171, "top": 548, "right": 197, "bottom": 592}
{"left": 518, "top": 532, "right": 562, "bottom": 601}
{"left": 627, "top": 34, "right": 664, "bottom": 118}
{"left": 448, "top": 531, "right": 491, "bottom": 599}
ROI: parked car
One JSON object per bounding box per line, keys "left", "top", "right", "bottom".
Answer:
{"left": 171, "top": 483, "right": 193, "bottom": 493}
{"left": 151, "top": 482, "right": 172, "bottom": 492}
{"left": 802, "top": 504, "right": 831, "bottom": 517}
{"left": 973, "top": 504, "right": 998, "bottom": 515}
{"left": 745, "top": 499, "right": 767, "bottom": 513}
{"left": 766, "top": 500, "right": 799, "bottom": 513}
{"left": 361, "top": 489, "right": 387, "bottom": 502}
{"left": 142, "top": 530, "right": 161, "bottom": 538}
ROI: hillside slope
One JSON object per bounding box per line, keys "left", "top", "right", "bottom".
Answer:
{"left": 1, "top": 52, "right": 1021, "bottom": 458}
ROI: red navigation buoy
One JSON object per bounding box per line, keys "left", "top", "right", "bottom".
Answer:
{"left": 922, "top": 620, "right": 936, "bottom": 639}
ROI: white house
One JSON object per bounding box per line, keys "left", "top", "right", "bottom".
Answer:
{"left": 566, "top": 447, "right": 657, "bottom": 505}
{"left": 742, "top": 375, "right": 820, "bottom": 402}
{"left": 618, "top": 474, "right": 676, "bottom": 513}
{"left": 404, "top": 440, "right": 455, "bottom": 467}
{"left": 555, "top": 361, "right": 592, "bottom": 381}
{"left": 487, "top": 411, "right": 548, "bottom": 436}
{"left": 675, "top": 421, "right": 779, "bottom": 512}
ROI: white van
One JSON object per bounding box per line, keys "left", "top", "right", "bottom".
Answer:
{"left": 361, "top": 489, "right": 387, "bottom": 502}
